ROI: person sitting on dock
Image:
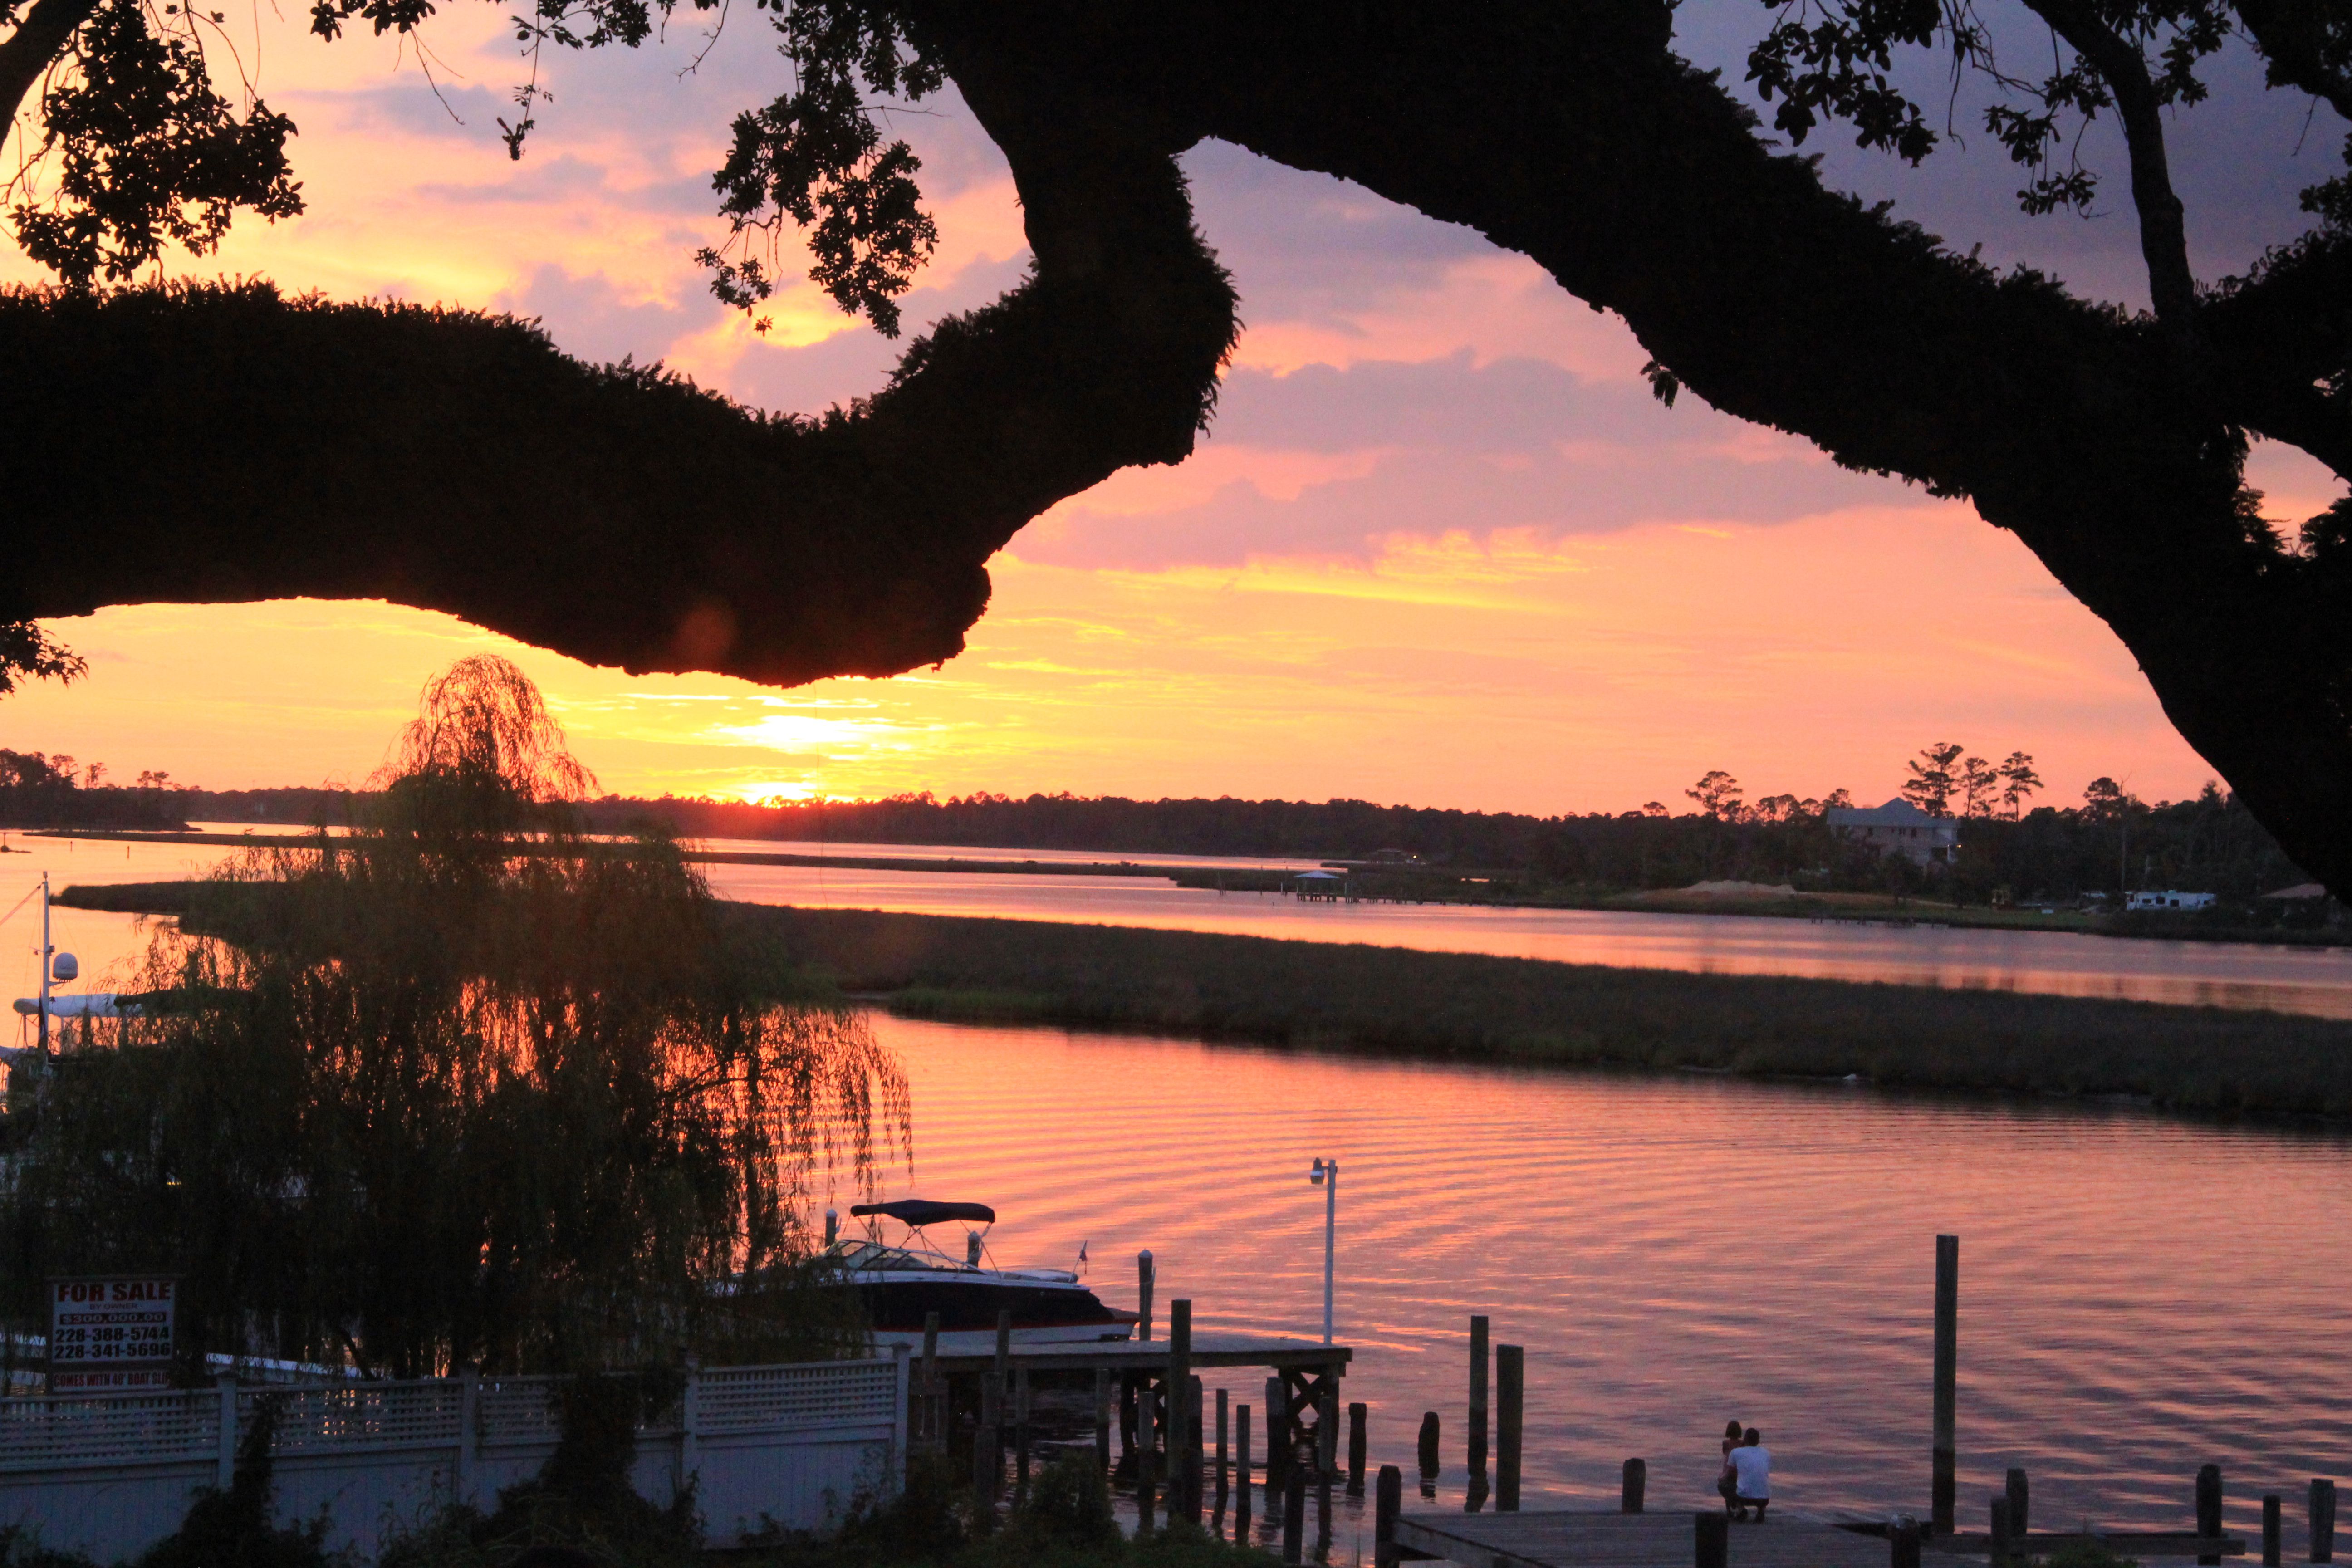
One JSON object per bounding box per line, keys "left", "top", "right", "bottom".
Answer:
{"left": 1726, "top": 1428, "right": 1771, "bottom": 1522}
{"left": 1715, "top": 1420, "right": 1744, "bottom": 1512}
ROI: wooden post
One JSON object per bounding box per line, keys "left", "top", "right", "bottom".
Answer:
{"left": 216, "top": 1373, "right": 237, "bottom": 1490}
{"left": 2007, "top": 1468, "right": 2030, "bottom": 1537}
{"left": 1237, "top": 1403, "right": 1253, "bottom": 1521}
{"left": 1419, "top": 1412, "right": 1441, "bottom": 1478}
{"left": 1283, "top": 1469, "right": 1306, "bottom": 1566}
{"left": 1495, "top": 1344, "right": 1524, "bottom": 1512}
{"left": 1469, "top": 1315, "right": 1491, "bottom": 1482}
{"left": 1376, "top": 1465, "right": 1402, "bottom": 1568}
{"left": 1934, "top": 1235, "right": 1958, "bottom": 1535}
{"left": 2268, "top": 1494, "right": 2284, "bottom": 1568}
{"left": 1169, "top": 1301, "right": 1193, "bottom": 1520}
{"left": 1138, "top": 1250, "right": 1156, "bottom": 1341}
{"left": 1267, "top": 1375, "right": 1289, "bottom": 1491}
{"left": 1624, "top": 1458, "right": 1647, "bottom": 1514}
{"left": 1217, "top": 1387, "right": 1230, "bottom": 1496}
{"left": 2200, "top": 1465, "right": 2226, "bottom": 1567}
{"left": 1320, "top": 1374, "right": 1341, "bottom": 1477}
{"left": 1991, "top": 1495, "right": 2014, "bottom": 1568}
{"left": 975, "top": 1367, "right": 1000, "bottom": 1499}
{"left": 2312, "top": 1479, "right": 2337, "bottom": 1564}
{"left": 1348, "top": 1401, "right": 1368, "bottom": 1494}
{"left": 1094, "top": 1368, "right": 1111, "bottom": 1476}
{"left": 1696, "top": 1511, "right": 1729, "bottom": 1568}
{"left": 1891, "top": 1517, "right": 1923, "bottom": 1568}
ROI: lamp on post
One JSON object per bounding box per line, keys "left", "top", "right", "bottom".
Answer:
{"left": 1308, "top": 1156, "right": 1338, "bottom": 1344}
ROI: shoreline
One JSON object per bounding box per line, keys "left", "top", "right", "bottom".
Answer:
{"left": 57, "top": 882, "right": 2352, "bottom": 1122}
{"left": 24, "top": 828, "right": 2346, "bottom": 949}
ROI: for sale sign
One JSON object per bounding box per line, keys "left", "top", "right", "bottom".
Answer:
{"left": 48, "top": 1277, "right": 176, "bottom": 1393}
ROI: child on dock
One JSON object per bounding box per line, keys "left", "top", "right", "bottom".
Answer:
{"left": 1726, "top": 1428, "right": 1772, "bottom": 1522}
{"left": 1716, "top": 1421, "right": 1743, "bottom": 1511}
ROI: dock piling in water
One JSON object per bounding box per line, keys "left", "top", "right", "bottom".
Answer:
{"left": 1216, "top": 1387, "right": 1230, "bottom": 1498}
{"left": 1267, "top": 1375, "right": 1289, "bottom": 1491}
{"left": 1623, "top": 1458, "right": 1647, "bottom": 1514}
{"left": 1014, "top": 1368, "right": 1032, "bottom": 1492}
{"left": 2313, "top": 1479, "right": 2337, "bottom": 1563}
{"left": 1349, "top": 1401, "right": 1368, "bottom": 1494}
{"left": 1419, "top": 1412, "right": 1441, "bottom": 1482}
{"left": 1990, "top": 1495, "right": 2014, "bottom": 1568}
{"left": 1496, "top": 1344, "right": 1524, "bottom": 1512}
{"left": 1138, "top": 1386, "right": 1158, "bottom": 1530}
{"left": 1169, "top": 1300, "right": 1193, "bottom": 1518}
{"left": 2269, "top": 1494, "right": 2285, "bottom": 1567}
{"left": 2201, "top": 1465, "right": 2227, "bottom": 1566}
{"left": 1469, "top": 1316, "right": 1491, "bottom": 1485}
{"left": 1934, "top": 1236, "right": 1959, "bottom": 1534}
{"left": 1139, "top": 1251, "right": 1155, "bottom": 1341}
{"left": 1237, "top": 1403, "right": 1253, "bottom": 1522}
{"left": 1282, "top": 1469, "right": 1306, "bottom": 1565}
{"left": 1376, "top": 1465, "right": 1402, "bottom": 1568}
{"left": 2007, "top": 1468, "right": 2030, "bottom": 1537}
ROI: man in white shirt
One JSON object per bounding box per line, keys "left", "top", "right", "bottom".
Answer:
{"left": 1728, "top": 1428, "right": 1772, "bottom": 1521}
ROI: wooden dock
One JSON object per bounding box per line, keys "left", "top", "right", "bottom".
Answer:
{"left": 1394, "top": 1511, "right": 1890, "bottom": 1568}
{"left": 882, "top": 1328, "right": 1348, "bottom": 1377}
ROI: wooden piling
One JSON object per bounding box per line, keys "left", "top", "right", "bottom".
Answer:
{"left": 1991, "top": 1495, "right": 2014, "bottom": 1568}
{"left": 1496, "top": 1344, "right": 1524, "bottom": 1512}
{"left": 2268, "top": 1494, "right": 2284, "bottom": 1567}
{"left": 1419, "top": 1412, "right": 1441, "bottom": 1478}
{"left": 2007, "top": 1468, "right": 2030, "bottom": 1537}
{"left": 2200, "top": 1466, "right": 2226, "bottom": 1568}
{"left": 975, "top": 1371, "right": 999, "bottom": 1498}
{"left": 1469, "top": 1315, "right": 1491, "bottom": 1482}
{"left": 1094, "top": 1369, "right": 1111, "bottom": 1476}
{"left": 1169, "top": 1301, "right": 1194, "bottom": 1520}
{"left": 1891, "top": 1517, "right": 1923, "bottom": 1568}
{"left": 1696, "top": 1511, "right": 1730, "bottom": 1568}
{"left": 1186, "top": 1376, "right": 1205, "bottom": 1524}
{"left": 1138, "top": 1251, "right": 1156, "bottom": 1341}
{"left": 1623, "top": 1458, "right": 1647, "bottom": 1514}
{"left": 2312, "top": 1479, "right": 2337, "bottom": 1564}
{"left": 1267, "top": 1375, "right": 1289, "bottom": 1491}
{"left": 1283, "top": 1470, "right": 1307, "bottom": 1566}
{"left": 1320, "top": 1376, "right": 1341, "bottom": 1477}
{"left": 1237, "top": 1403, "right": 1253, "bottom": 1520}
{"left": 1349, "top": 1401, "right": 1368, "bottom": 1494}
{"left": 1934, "top": 1235, "right": 1959, "bottom": 1534}
{"left": 1376, "top": 1465, "right": 1402, "bottom": 1568}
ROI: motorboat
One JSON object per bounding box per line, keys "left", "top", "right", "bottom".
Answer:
{"left": 825, "top": 1199, "right": 1137, "bottom": 1345}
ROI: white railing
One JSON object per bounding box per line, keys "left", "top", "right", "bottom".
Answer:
{"left": 0, "top": 1351, "right": 906, "bottom": 1563}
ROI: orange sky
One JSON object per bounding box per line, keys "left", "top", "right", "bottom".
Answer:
{"left": 5, "top": 6, "right": 2342, "bottom": 814}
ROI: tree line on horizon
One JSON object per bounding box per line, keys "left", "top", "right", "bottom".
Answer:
{"left": 0, "top": 740, "right": 2313, "bottom": 904}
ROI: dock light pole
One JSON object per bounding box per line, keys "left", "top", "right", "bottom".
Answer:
{"left": 1308, "top": 1157, "right": 1338, "bottom": 1344}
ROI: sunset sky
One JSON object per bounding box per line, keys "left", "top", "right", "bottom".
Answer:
{"left": 5, "top": 6, "right": 2343, "bottom": 814}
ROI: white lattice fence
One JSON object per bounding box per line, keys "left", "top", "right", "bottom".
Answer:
{"left": 0, "top": 1351, "right": 906, "bottom": 1563}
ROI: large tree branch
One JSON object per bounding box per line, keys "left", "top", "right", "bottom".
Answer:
{"left": 2013, "top": 0, "right": 2200, "bottom": 328}
{"left": 0, "top": 0, "right": 96, "bottom": 147}
{"left": 2231, "top": 0, "right": 2352, "bottom": 123}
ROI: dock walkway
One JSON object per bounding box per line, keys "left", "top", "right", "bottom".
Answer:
{"left": 1394, "top": 1511, "right": 1891, "bottom": 1568}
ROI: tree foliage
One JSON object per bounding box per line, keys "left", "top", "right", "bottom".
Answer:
{"left": 0, "top": 656, "right": 907, "bottom": 1378}
{"left": 0, "top": 621, "right": 84, "bottom": 696}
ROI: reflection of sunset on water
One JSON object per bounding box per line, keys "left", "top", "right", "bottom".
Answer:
{"left": 869, "top": 1014, "right": 2352, "bottom": 1536}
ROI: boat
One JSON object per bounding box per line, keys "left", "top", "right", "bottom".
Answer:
{"left": 824, "top": 1199, "right": 1137, "bottom": 1344}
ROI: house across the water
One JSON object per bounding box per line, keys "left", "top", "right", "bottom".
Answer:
{"left": 1825, "top": 798, "right": 1960, "bottom": 866}
{"left": 2126, "top": 890, "right": 2216, "bottom": 911}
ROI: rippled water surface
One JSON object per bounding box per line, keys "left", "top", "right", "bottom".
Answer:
{"left": 869, "top": 1013, "right": 2352, "bottom": 1538}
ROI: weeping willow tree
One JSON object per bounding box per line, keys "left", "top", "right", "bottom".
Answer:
{"left": 0, "top": 655, "right": 908, "bottom": 1379}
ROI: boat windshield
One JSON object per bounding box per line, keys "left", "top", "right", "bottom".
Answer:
{"left": 826, "top": 1240, "right": 961, "bottom": 1272}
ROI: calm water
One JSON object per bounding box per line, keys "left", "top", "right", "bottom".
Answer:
{"left": 3, "top": 828, "right": 2348, "bottom": 1022}
{"left": 870, "top": 1012, "right": 2352, "bottom": 1539}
